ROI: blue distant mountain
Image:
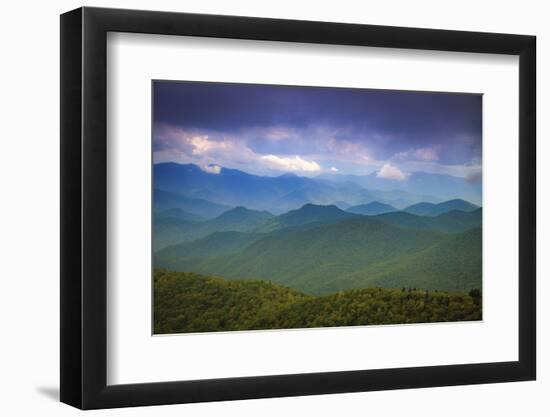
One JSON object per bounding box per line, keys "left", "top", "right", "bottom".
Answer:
{"left": 153, "top": 162, "right": 479, "bottom": 212}
{"left": 154, "top": 188, "right": 231, "bottom": 219}
{"left": 318, "top": 171, "right": 481, "bottom": 206}
{"left": 156, "top": 207, "right": 205, "bottom": 222}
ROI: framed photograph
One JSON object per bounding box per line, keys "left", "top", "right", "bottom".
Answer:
{"left": 60, "top": 7, "right": 536, "bottom": 409}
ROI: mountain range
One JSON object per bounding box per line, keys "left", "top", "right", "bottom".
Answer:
{"left": 154, "top": 162, "right": 481, "bottom": 213}
{"left": 154, "top": 206, "right": 274, "bottom": 249}
{"left": 153, "top": 162, "right": 482, "bottom": 297}
{"left": 155, "top": 203, "right": 482, "bottom": 294}
{"left": 154, "top": 188, "right": 231, "bottom": 219}
{"left": 318, "top": 171, "right": 482, "bottom": 205}
{"left": 403, "top": 199, "right": 480, "bottom": 216}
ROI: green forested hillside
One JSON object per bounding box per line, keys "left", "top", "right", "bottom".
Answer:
{"left": 206, "top": 217, "right": 446, "bottom": 293}
{"left": 154, "top": 206, "right": 273, "bottom": 250}
{"left": 153, "top": 216, "right": 201, "bottom": 250}
{"left": 155, "top": 202, "right": 481, "bottom": 251}
{"left": 155, "top": 231, "right": 265, "bottom": 263}
{"left": 155, "top": 216, "right": 481, "bottom": 294}
{"left": 207, "top": 206, "right": 274, "bottom": 230}
{"left": 404, "top": 199, "right": 479, "bottom": 216}
{"left": 375, "top": 208, "right": 481, "bottom": 233}
{"left": 154, "top": 269, "right": 482, "bottom": 334}
{"left": 319, "top": 227, "right": 482, "bottom": 293}
{"left": 156, "top": 207, "right": 205, "bottom": 222}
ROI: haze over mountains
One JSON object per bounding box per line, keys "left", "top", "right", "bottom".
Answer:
{"left": 154, "top": 162, "right": 481, "bottom": 214}
{"left": 318, "top": 171, "right": 482, "bottom": 205}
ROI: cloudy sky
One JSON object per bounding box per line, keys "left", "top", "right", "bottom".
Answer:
{"left": 153, "top": 81, "right": 482, "bottom": 181}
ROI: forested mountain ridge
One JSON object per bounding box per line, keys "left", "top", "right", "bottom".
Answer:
{"left": 154, "top": 201, "right": 482, "bottom": 250}
{"left": 255, "top": 203, "right": 357, "bottom": 232}
{"left": 154, "top": 205, "right": 274, "bottom": 249}
{"left": 154, "top": 269, "right": 482, "bottom": 334}
{"left": 155, "top": 215, "right": 481, "bottom": 295}
{"left": 403, "top": 199, "right": 480, "bottom": 216}
{"left": 375, "top": 208, "right": 482, "bottom": 233}
{"left": 319, "top": 227, "right": 482, "bottom": 294}
{"left": 154, "top": 188, "right": 231, "bottom": 219}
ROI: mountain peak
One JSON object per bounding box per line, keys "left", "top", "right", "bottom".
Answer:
{"left": 278, "top": 172, "right": 299, "bottom": 178}
{"left": 347, "top": 201, "right": 397, "bottom": 216}
{"left": 279, "top": 203, "right": 352, "bottom": 223}
{"left": 404, "top": 199, "right": 480, "bottom": 217}
{"left": 226, "top": 206, "right": 251, "bottom": 213}
{"left": 443, "top": 198, "right": 470, "bottom": 204}
{"left": 298, "top": 203, "right": 340, "bottom": 211}
{"left": 214, "top": 206, "right": 274, "bottom": 223}
{"left": 255, "top": 203, "right": 356, "bottom": 233}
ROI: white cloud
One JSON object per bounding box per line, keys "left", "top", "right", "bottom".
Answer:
{"left": 188, "top": 135, "right": 229, "bottom": 155}
{"left": 154, "top": 125, "right": 230, "bottom": 157}
{"left": 377, "top": 163, "right": 408, "bottom": 180}
{"left": 259, "top": 155, "right": 321, "bottom": 172}
{"left": 155, "top": 125, "right": 320, "bottom": 175}
{"left": 201, "top": 164, "right": 221, "bottom": 174}
{"left": 154, "top": 124, "right": 259, "bottom": 166}
{"left": 155, "top": 123, "right": 475, "bottom": 180}
{"left": 154, "top": 123, "right": 385, "bottom": 175}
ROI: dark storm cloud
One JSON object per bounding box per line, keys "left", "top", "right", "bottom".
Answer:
{"left": 153, "top": 80, "right": 482, "bottom": 177}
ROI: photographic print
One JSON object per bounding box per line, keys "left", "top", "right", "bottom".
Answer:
{"left": 152, "top": 81, "right": 482, "bottom": 335}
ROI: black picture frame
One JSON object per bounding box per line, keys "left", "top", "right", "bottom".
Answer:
{"left": 60, "top": 6, "right": 536, "bottom": 410}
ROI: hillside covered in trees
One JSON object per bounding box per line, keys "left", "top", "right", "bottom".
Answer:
{"left": 154, "top": 269, "right": 482, "bottom": 334}
{"left": 155, "top": 209, "right": 482, "bottom": 295}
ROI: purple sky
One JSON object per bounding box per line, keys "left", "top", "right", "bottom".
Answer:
{"left": 153, "top": 81, "right": 482, "bottom": 180}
